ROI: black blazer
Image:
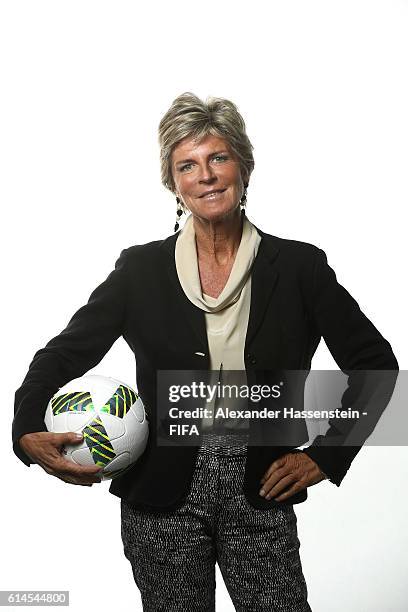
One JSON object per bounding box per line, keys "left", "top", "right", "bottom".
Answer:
{"left": 13, "top": 224, "right": 398, "bottom": 511}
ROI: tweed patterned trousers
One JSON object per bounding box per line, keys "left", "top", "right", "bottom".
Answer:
{"left": 120, "top": 433, "right": 312, "bottom": 612}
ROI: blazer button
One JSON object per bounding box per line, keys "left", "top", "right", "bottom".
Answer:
{"left": 246, "top": 353, "right": 257, "bottom": 366}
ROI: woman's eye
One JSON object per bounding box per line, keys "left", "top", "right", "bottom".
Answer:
{"left": 179, "top": 163, "right": 193, "bottom": 172}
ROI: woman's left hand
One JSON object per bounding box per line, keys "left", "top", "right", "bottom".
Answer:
{"left": 259, "top": 451, "right": 327, "bottom": 502}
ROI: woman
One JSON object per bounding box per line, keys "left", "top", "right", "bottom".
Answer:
{"left": 13, "top": 93, "right": 398, "bottom": 611}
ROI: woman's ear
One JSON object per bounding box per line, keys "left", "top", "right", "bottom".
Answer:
{"left": 241, "top": 169, "right": 249, "bottom": 189}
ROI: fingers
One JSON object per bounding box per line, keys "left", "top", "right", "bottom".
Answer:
{"left": 53, "top": 431, "right": 85, "bottom": 446}
{"left": 39, "top": 454, "right": 103, "bottom": 484}
{"left": 56, "top": 458, "right": 103, "bottom": 475}
{"left": 259, "top": 452, "right": 324, "bottom": 501}
{"left": 260, "top": 457, "right": 285, "bottom": 485}
{"left": 262, "top": 473, "right": 307, "bottom": 501}
{"left": 59, "top": 472, "right": 102, "bottom": 485}
{"left": 52, "top": 464, "right": 103, "bottom": 486}
{"left": 51, "top": 459, "right": 103, "bottom": 485}
{"left": 57, "top": 475, "right": 95, "bottom": 487}
{"left": 259, "top": 455, "right": 293, "bottom": 493}
{"left": 274, "top": 482, "right": 304, "bottom": 502}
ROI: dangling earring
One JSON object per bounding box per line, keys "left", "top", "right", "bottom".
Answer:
{"left": 240, "top": 185, "right": 248, "bottom": 215}
{"left": 174, "top": 196, "right": 184, "bottom": 232}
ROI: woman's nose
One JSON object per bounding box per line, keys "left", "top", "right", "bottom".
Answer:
{"left": 197, "top": 163, "right": 217, "bottom": 183}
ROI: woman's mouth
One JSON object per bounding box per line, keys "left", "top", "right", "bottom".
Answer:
{"left": 199, "top": 189, "right": 226, "bottom": 200}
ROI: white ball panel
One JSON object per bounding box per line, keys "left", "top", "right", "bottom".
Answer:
{"left": 89, "top": 380, "right": 119, "bottom": 410}
{"left": 50, "top": 413, "right": 71, "bottom": 433}
{"left": 44, "top": 403, "right": 54, "bottom": 431}
{"left": 131, "top": 397, "right": 146, "bottom": 423}
{"left": 65, "top": 444, "right": 94, "bottom": 466}
{"left": 65, "top": 412, "right": 95, "bottom": 431}
{"left": 103, "top": 452, "right": 131, "bottom": 473}
{"left": 126, "top": 422, "right": 149, "bottom": 462}
{"left": 97, "top": 412, "right": 125, "bottom": 440}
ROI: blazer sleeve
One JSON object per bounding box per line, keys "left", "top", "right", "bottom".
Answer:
{"left": 302, "top": 248, "right": 399, "bottom": 486}
{"left": 12, "top": 248, "right": 129, "bottom": 467}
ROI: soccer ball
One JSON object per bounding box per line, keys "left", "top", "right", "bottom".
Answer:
{"left": 44, "top": 374, "right": 149, "bottom": 480}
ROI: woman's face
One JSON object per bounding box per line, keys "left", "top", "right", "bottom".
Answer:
{"left": 171, "top": 134, "right": 245, "bottom": 223}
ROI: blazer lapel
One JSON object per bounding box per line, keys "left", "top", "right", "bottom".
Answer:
{"left": 160, "top": 232, "right": 208, "bottom": 354}
{"left": 245, "top": 226, "right": 280, "bottom": 349}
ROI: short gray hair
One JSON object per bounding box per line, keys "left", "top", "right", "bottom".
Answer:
{"left": 159, "top": 92, "right": 254, "bottom": 193}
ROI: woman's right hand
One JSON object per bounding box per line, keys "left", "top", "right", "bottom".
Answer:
{"left": 19, "top": 431, "right": 103, "bottom": 486}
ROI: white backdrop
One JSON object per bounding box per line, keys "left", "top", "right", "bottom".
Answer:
{"left": 1, "top": 1, "right": 407, "bottom": 610}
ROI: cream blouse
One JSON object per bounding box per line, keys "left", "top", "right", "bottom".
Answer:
{"left": 175, "top": 212, "right": 261, "bottom": 431}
